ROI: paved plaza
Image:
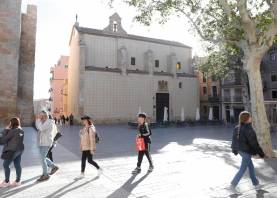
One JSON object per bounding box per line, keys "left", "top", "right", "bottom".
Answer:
{"left": 0, "top": 125, "right": 277, "bottom": 198}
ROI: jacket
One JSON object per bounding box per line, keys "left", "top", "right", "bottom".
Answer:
{"left": 36, "top": 119, "right": 58, "bottom": 147}
{"left": 0, "top": 128, "right": 24, "bottom": 152}
{"left": 237, "top": 123, "right": 265, "bottom": 157}
{"left": 80, "top": 125, "right": 96, "bottom": 151}
{"left": 138, "top": 122, "right": 152, "bottom": 144}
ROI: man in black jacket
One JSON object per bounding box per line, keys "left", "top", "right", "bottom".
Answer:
{"left": 230, "top": 111, "right": 265, "bottom": 194}
{"left": 132, "top": 113, "right": 154, "bottom": 174}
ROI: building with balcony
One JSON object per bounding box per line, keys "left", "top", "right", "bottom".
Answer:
{"left": 196, "top": 69, "right": 221, "bottom": 121}
{"left": 221, "top": 70, "right": 248, "bottom": 123}
{"left": 49, "top": 55, "right": 69, "bottom": 118}
{"left": 261, "top": 44, "right": 277, "bottom": 127}
{"left": 221, "top": 45, "right": 277, "bottom": 126}
{"left": 67, "top": 13, "right": 199, "bottom": 123}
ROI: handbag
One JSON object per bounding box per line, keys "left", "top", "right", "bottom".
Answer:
{"left": 54, "top": 132, "right": 62, "bottom": 141}
{"left": 1, "top": 150, "right": 15, "bottom": 160}
{"left": 136, "top": 137, "right": 146, "bottom": 151}
{"left": 87, "top": 128, "right": 101, "bottom": 144}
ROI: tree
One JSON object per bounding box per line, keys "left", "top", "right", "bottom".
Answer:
{"left": 111, "top": 0, "right": 277, "bottom": 157}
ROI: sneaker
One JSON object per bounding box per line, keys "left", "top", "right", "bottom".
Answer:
{"left": 0, "top": 181, "right": 10, "bottom": 188}
{"left": 255, "top": 184, "right": 263, "bottom": 190}
{"left": 148, "top": 166, "right": 154, "bottom": 173}
{"left": 10, "top": 181, "right": 21, "bottom": 187}
{"left": 76, "top": 172, "right": 85, "bottom": 179}
{"left": 37, "top": 175, "right": 50, "bottom": 182}
{"left": 97, "top": 168, "right": 103, "bottom": 177}
{"left": 228, "top": 185, "right": 241, "bottom": 194}
{"left": 132, "top": 167, "right": 141, "bottom": 175}
{"left": 50, "top": 166, "right": 59, "bottom": 175}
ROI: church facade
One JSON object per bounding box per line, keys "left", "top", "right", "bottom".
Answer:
{"left": 67, "top": 13, "right": 199, "bottom": 123}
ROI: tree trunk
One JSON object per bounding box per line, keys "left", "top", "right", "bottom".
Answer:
{"left": 246, "top": 55, "right": 276, "bottom": 157}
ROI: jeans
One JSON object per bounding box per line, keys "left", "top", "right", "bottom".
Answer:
{"left": 3, "top": 151, "right": 23, "bottom": 183}
{"left": 231, "top": 151, "right": 259, "bottom": 187}
{"left": 81, "top": 150, "right": 100, "bottom": 172}
{"left": 39, "top": 146, "right": 55, "bottom": 176}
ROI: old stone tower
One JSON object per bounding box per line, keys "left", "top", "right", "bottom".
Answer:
{"left": 0, "top": 0, "right": 37, "bottom": 126}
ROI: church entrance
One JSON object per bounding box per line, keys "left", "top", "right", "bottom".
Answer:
{"left": 156, "top": 93, "right": 169, "bottom": 122}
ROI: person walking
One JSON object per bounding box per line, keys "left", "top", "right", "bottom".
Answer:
{"left": 229, "top": 111, "right": 265, "bottom": 194}
{"left": 69, "top": 114, "right": 74, "bottom": 126}
{"left": 36, "top": 111, "right": 59, "bottom": 182}
{"left": 0, "top": 117, "right": 24, "bottom": 187}
{"left": 132, "top": 113, "right": 154, "bottom": 174}
{"left": 79, "top": 115, "right": 102, "bottom": 178}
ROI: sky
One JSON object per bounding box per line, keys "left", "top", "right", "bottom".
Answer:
{"left": 21, "top": 0, "right": 204, "bottom": 99}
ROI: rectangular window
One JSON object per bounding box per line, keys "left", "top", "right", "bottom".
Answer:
{"left": 203, "top": 87, "right": 207, "bottom": 95}
{"left": 155, "top": 60, "right": 159, "bottom": 68}
{"left": 224, "top": 89, "right": 231, "bottom": 101}
{"left": 272, "top": 91, "right": 277, "bottom": 99}
{"left": 179, "top": 82, "right": 182, "bottom": 89}
{"left": 176, "top": 62, "right": 181, "bottom": 70}
{"left": 212, "top": 86, "right": 217, "bottom": 96}
{"left": 212, "top": 76, "right": 217, "bottom": 82}
{"left": 203, "top": 75, "right": 207, "bottom": 83}
{"left": 131, "top": 57, "right": 136, "bottom": 65}
{"left": 271, "top": 74, "right": 277, "bottom": 82}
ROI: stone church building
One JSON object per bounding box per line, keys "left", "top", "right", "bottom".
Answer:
{"left": 0, "top": 0, "right": 37, "bottom": 126}
{"left": 67, "top": 13, "right": 199, "bottom": 123}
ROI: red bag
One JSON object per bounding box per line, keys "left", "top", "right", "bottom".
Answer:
{"left": 136, "top": 137, "right": 145, "bottom": 151}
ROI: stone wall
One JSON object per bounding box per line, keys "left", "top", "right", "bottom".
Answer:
{"left": 17, "top": 5, "right": 37, "bottom": 125}
{"left": 0, "top": 1, "right": 37, "bottom": 126}
{"left": 0, "top": 0, "right": 22, "bottom": 126}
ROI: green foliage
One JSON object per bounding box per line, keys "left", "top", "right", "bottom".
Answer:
{"left": 198, "top": 45, "right": 243, "bottom": 79}
{"left": 110, "top": 0, "right": 277, "bottom": 76}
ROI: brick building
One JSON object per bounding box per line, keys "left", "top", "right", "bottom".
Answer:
{"left": 0, "top": 0, "right": 37, "bottom": 126}
{"left": 197, "top": 71, "right": 221, "bottom": 120}
{"left": 49, "top": 56, "right": 69, "bottom": 119}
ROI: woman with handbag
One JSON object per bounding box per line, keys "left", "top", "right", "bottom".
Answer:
{"left": 78, "top": 115, "right": 102, "bottom": 178}
{"left": 132, "top": 113, "right": 154, "bottom": 174}
{"left": 0, "top": 117, "right": 24, "bottom": 187}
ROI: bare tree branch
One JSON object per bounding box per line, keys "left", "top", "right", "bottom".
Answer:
{"left": 236, "top": 0, "right": 257, "bottom": 44}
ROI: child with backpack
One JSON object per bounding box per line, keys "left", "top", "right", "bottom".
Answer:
{"left": 132, "top": 113, "right": 154, "bottom": 174}
{"left": 79, "top": 115, "right": 102, "bottom": 178}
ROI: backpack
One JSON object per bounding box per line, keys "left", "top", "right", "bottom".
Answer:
{"left": 231, "top": 126, "right": 240, "bottom": 155}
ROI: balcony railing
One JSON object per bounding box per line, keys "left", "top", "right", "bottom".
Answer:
{"left": 233, "top": 96, "right": 243, "bottom": 102}
{"left": 208, "top": 95, "right": 220, "bottom": 102}
{"left": 223, "top": 96, "right": 231, "bottom": 102}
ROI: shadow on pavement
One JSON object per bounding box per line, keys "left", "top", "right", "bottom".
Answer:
{"left": 106, "top": 172, "right": 150, "bottom": 198}
{"left": 0, "top": 175, "right": 40, "bottom": 198}
{"left": 43, "top": 176, "right": 99, "bottom": 198}
{"left": 256, "top": 189, "right": 269, "bottom": 198}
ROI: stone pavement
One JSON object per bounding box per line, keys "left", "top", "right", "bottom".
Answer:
{"left": 0, "top": 125, "right": 277, "bottom": 198}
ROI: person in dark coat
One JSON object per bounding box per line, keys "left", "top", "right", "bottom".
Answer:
{"left": 0, "top": 117, "right": 24, "bottom": 187}
{"left": 229, "top": 111, "right": 265, "bottom": 194}
{"left": 132, "top": 113, "right": 154, "bottom": 174}
{"left": 69, "top": 114, "right": 74, "bottom": 126}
